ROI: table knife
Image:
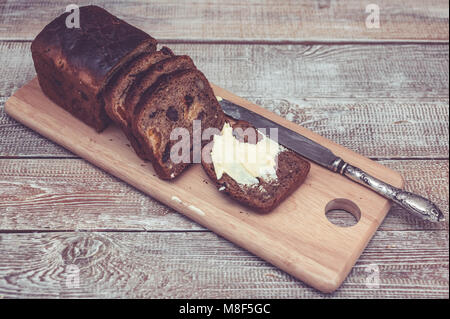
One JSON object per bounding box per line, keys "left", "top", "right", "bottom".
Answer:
{"left": 219, "top": 99, "right": 445, "bottom": 223}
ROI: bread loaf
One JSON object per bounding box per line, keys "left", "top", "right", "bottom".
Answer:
{"left": 31, "top": 5, "right": 157, "bottom": 132}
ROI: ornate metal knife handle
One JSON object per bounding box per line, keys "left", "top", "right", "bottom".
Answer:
{"left": 331, "top": 159, "right": 445, "bottom": 222}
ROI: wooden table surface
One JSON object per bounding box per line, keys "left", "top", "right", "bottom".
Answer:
{"left": 0, "top": 1, "right": 448, "bottom": 298}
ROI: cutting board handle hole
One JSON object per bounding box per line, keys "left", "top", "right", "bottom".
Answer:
{"left": 325, "top": 198, "right": 361, "bottom": 227}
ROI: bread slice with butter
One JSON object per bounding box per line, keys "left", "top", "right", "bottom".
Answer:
{"left": 201, "top": 120, "right": 310, "bottom": 213}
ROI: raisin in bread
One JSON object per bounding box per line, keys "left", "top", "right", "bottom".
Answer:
{"left": 125, "top": 55, "right": 197, "bottom": 158}
{"left": 201, "top": 120, "right": 310, "bottom": 213}
{"left": 31, "top": 5, "right": 157, "bottom": 132}
{"left": 132, "top": 69, "right": 225, "bottom": 179}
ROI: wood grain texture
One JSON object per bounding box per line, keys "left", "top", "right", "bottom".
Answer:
{"left": 0, "top": 159, "right": 447, "bottom": 232}
{"left": 2, "top": 42, "right": 448, "bottom": 100}
{"left": 0, "top": 0, "right": 448, "bottom": 42}
{"left": 0, "top": 231, "right": 447, "bottom": 298}
{"left": 1, "top": 42, "right": 448, "bottom": 158}
{"left": 4, "top": 77, "right": 408, "bottom": 293}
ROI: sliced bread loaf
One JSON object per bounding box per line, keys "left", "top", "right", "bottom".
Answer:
{"left": 201, "top": 120, "right": 310, "bottom": 213}
{"left": 132, "top": 69, "right": 225, "bottom": 179}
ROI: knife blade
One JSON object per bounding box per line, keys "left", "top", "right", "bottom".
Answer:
{"left": 219, "top": 98, "right": 445, "bottom": 223}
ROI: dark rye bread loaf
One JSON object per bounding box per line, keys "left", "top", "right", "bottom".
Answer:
{"left": 125, "top": 55, "right": 197, "bottom": 158}
{"left": 201, "top": 120, "right": 310, "bottom": 213}
{"left": 103, "top": 47, "right": 174, "bottom": 157}
{"left": 132, "top": 69, "right": 225, "bottom": 179}
{"left": 31, "top": 5, "right": 157, "bottom": 132}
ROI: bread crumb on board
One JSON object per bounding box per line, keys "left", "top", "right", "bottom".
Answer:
{"left": 171, "top": 196, "right": 182, "bottom": 204}
{"left": 171, "top": 196, "right": 206, "bottom": 216}
{"left": 188, "top": 205, "right": 206, "bottom": 216}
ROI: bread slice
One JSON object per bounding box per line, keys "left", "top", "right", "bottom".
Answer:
{"left": 124, "top": 55, "right": 197, "bottom": 159}
{"left": 132, "top": 69, "right": 225, "bottom": 179}
{"left": 126, "top": 55, "right": 197, "bottom": 126}
{"left": 201, "top": 120, "right": 310, "bottom": 213}
{"left": 104, "top": 47, "right": 173, "bottom": 130}
{"left": 103, "top": 47, "right": 173, "bottom": 158}
{"left": 31, "top": 5, "right": 157, "bottom": 132}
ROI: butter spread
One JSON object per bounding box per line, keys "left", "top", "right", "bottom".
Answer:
{"left": 210, "top": 123, "right": 280, "bottom": 185}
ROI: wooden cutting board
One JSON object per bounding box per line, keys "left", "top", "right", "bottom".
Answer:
{"left": 5, "top": 78, "right": 404, "bottom": 293}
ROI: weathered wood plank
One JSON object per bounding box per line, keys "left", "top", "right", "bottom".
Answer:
{"left": 384, "top": 160, "right": 449, "bottom": 230}
{"left": 2, "top": 98, "right": 448, "bottom": 159}
{"left": 253, "top": 98, "right": 449, "bottom": 159}
{"left": 0, "top": 231, "right": 447, "bottom": 298}
{"left": 1, "top": 42, "right": 448, "bottom": 158}
{"left": 2, "top": 42, "right": 448, "bottom": 100}
{"left": 0, "top": 159, "right": 447, "bottom": 232}
{"left": 0, "top": 101, "right": 70, "bottom": 157}
{"left": 0, "top": 0, "right": 448, "bottom": 42}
